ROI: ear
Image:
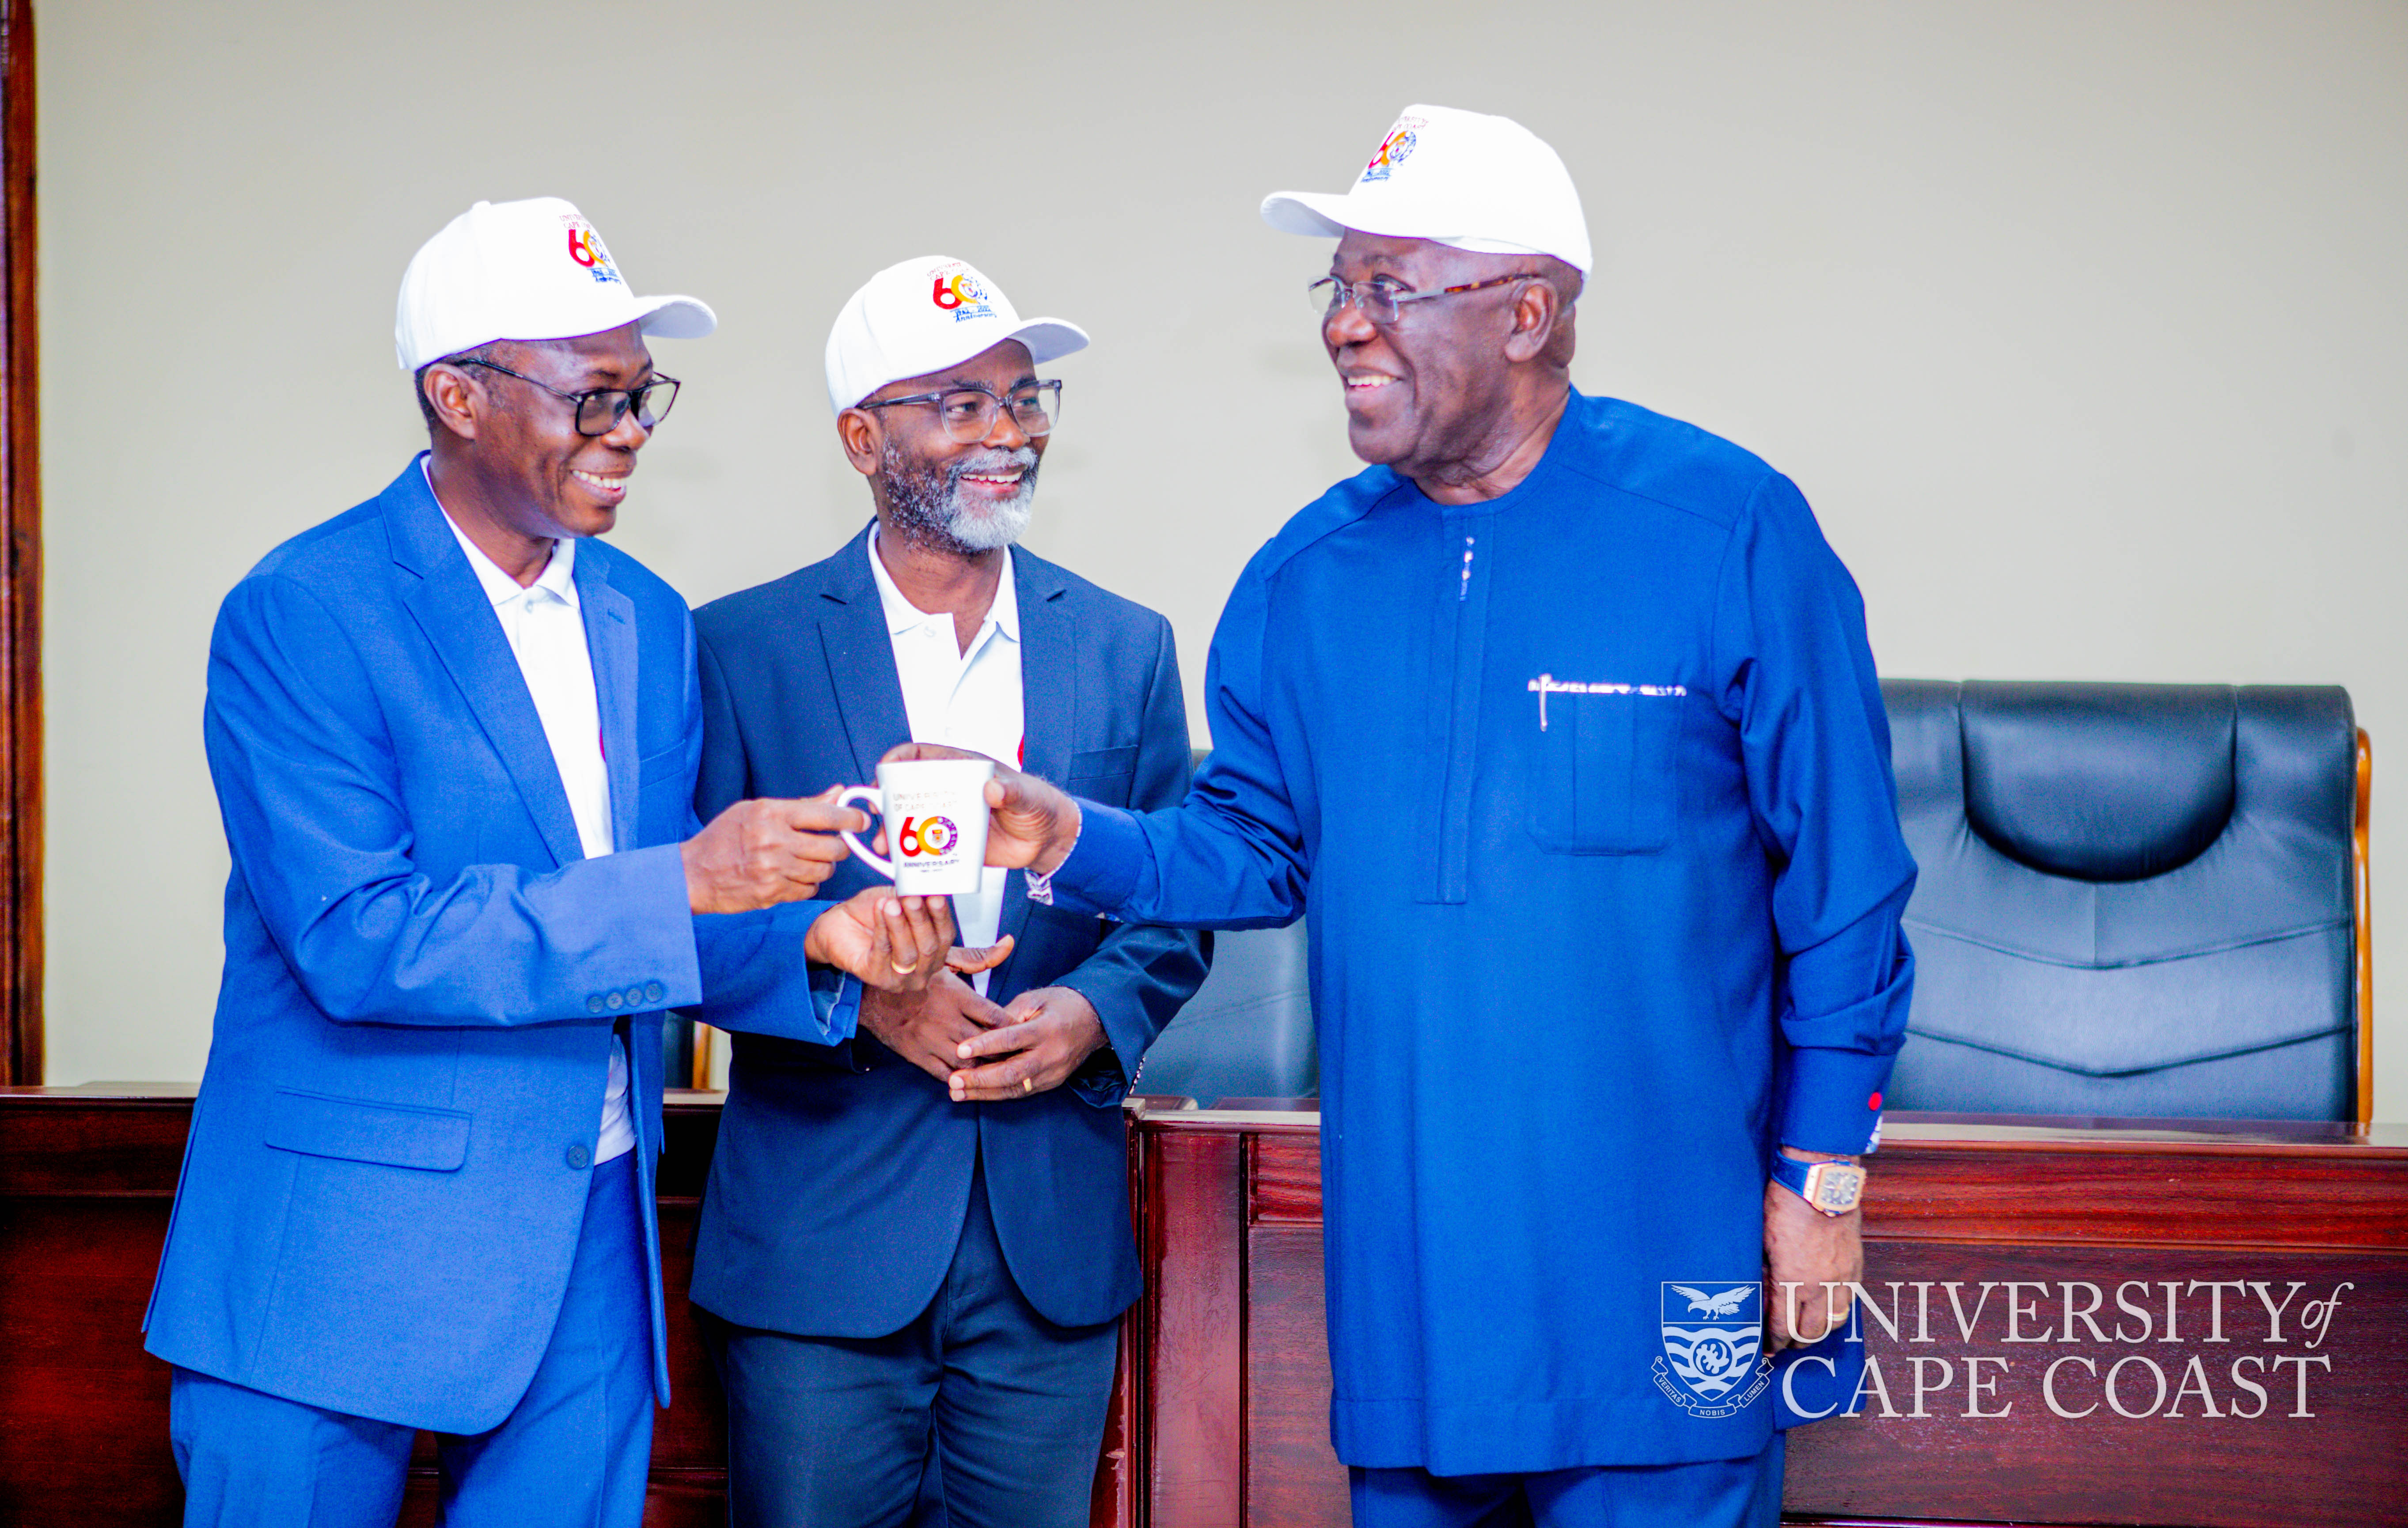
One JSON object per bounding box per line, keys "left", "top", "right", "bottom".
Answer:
{"left": 1500, "top": 278, "right": 1567, "bottom": 366}
{"left": 422, "top": 364, "right": 485, "bottom": 442}
{"left": 836, "top": 407, "right": 885, "bottom": 478}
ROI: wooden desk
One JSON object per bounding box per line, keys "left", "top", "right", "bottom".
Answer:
{"left": 0, "top": 1086, "right": 737, "bottom": 1527}
{"left": 1106, "top": 1101, "right": 2408, "bottom": 1528}
{"left": 9, "top": 1090, "right": 2404, "bottom": 1527}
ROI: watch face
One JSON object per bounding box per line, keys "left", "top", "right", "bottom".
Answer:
{"left": 1806, "top": 1164, "right": 1866, "bottom": 1214}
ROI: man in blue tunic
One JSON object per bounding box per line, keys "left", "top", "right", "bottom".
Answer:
{"left": 925, "top": 106, "right": 1916, "bottom": 1527}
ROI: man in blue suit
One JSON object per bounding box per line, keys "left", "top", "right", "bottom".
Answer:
{"left": 687, "top": 256, "right": 1209, "bottom": 1528}
{"left": 147, "top": 198, "right": 963, "bottom": 1528}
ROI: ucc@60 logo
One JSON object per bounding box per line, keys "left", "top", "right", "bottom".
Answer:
{"left": 896, "top": 816, "right": 958, "bottom": 860}
{"left": 930, "top": 264, "right": 995, "bottom": 322}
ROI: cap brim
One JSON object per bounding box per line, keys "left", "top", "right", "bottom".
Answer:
{"left": 633, "top": 294, "right": 718, "bottom": 341}
{"left": 1005, "top": 317, "right": 1088, "bottom": 366}
{"left": 1262, "top": 191, "right": 1360, "bottom": 239}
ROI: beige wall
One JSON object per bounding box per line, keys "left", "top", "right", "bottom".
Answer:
{"left": 39, "top": 3, "right": 2408, "bottom": 1114}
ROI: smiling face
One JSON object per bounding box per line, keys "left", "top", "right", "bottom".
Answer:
{"left": 456, "top": 323, "right": 657, "bottom": 542}
{"left": 849, "top": 339, "right": 1047, "bottom": 557}
{"left": 1322, "top": 231, "right": 1557, "bottom": 482}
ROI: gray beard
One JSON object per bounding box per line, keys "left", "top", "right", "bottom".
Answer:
{"left": 882, "top": 444, "right": 1038, "bottom": 556}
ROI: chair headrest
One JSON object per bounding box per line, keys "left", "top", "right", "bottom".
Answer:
{"left": 1959, "top": 682, "right": 2236, "bottom": 883}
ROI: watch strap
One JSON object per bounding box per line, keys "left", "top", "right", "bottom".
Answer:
{"left": 1769, "top": 1152, "right": 1866, "bottom": 1216}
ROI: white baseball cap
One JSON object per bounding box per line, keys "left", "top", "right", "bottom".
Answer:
{"left": 1261, "top": 104, "right": 1592, "bottom": 276}
{"left": 825, "top": 256, "right": 1088, "bottom": 415}
{"left": 395, "top": 197, "right": 717, "bottom": 372}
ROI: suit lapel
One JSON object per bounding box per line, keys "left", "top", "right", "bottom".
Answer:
{"left": 1000, "top": 552, "right": 1075, "bottom": 955}
{"left": 815, "top": 524, "right": 911, "bottom": 787}
{"left": 576, "top": 550, "right": 641, "bottom": 855}
{"left": 385, "top": 457, "right": 584, "bottom": 869}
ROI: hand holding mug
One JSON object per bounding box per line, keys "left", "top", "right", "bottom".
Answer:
{"left": 879, "top": 743, "right": 1083, "bottom": 875}
{"left": 682, "top": 789, "right": 863, "bottom": 914}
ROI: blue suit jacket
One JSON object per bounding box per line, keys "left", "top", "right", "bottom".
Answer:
{"left": 687, "top": 527, "right": 1208, "bottom": 1334}
{"left": 145, "top": 458, "right": 848, "bottom": 1433}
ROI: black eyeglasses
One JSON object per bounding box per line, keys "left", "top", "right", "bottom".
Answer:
{"left": 857, "top": 380, "right": 1062, "bottom": 444}
{"left": 1308, "top": 273, "right": 1547, "bottom": 326}
{"left": 455, "top": 358, "right": 681, "bottom": 437}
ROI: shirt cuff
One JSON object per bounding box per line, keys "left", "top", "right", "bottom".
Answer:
{"left": 808, "top": 965, "right": 864, "bottom": 1046}
{"left": 1777, "top": 1046, "right": 1894, "bottom": 1156}
{"left": 1045, "top": 802, "right": 1146, "bottom": 917}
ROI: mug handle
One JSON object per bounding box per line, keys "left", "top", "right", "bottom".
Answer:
{"left": 835, "top": 785, "right": 894, "bottom": 879}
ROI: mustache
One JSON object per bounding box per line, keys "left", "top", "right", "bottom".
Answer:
{"left": 946, "top": 445, "right": 1040, "bottom": 489}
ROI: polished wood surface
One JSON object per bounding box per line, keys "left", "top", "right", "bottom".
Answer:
{"left": 0, "top": 0, "right": 38, "bottom": 1087}
{"left": 1114, "top": 1102, "right": 2408, "bottom": 1528}
{"left": 13, "top": 1091, "right": 2405, "bottom": 1527}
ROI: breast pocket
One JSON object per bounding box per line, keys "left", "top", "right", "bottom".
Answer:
{"left": 1526, "top": 687, "right": 1684, "bottom": 855}
{"left": 1066, "top": 745, "right": 1140, "bottom": 807}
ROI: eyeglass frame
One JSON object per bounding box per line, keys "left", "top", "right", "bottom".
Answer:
{"left": 1309, "top": 271, "right": 1551, "bottom": 326}
{"left": 854, "top": 379, "right": 1065, "bottom": 442}
{"left": 449, "top": 356, "right": 682, "bottom": 437}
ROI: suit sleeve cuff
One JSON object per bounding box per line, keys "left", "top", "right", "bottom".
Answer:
{"left": 1048, "top": 802, "right": 1146, "bottom": 917}
{"left": 1057, "top": 978, "right": 1134, "bottom": 1109}
{"left": 808, "top": 965, "right": 863, "bottom": 1046}
{"left": 1777, "top": 1046, "right": 1894, "bottom": 1156}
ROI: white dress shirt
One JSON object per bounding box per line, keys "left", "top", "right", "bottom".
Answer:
{"left": 866, "top": 528, "right": 1024, "bottom": 995}
{"left": 437, "top": 492, "right": 634, "bottom": 1164}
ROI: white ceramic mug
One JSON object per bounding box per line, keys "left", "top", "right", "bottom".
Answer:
{"left": 836, "top": 758, "right": 995, "bottom": 896}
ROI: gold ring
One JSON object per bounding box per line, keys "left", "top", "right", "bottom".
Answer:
{"left": 890, "top": 959, "right": 916, "bottom": 975}
{"left": 1021, "top": 1078, "right": 1035, "bottom": 1095}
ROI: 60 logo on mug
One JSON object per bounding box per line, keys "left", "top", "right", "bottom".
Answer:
{"left": 838, "top": 760, "right": 992, "bottom": 895}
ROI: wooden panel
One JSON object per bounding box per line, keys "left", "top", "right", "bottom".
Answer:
{"left": 1865, "top": 1140, "right": 2408, "bottom": 1250}
{"left": 0, "top": 1093, "right": 751, "bottom": 1525}
{"left": 0, "top": 1197, "right": 180, "bottom": 1525}
{"left": 1143, "top": 1127, "right": 1246, "bottom": 1528}
{"left": 0, "top": 1096, "right": 189, "bottom": 1194}
{"left": 1244, "top": 1225, "right": 1347, "bottom": 1527}
{"left": 1786, "top": 1244, "right": 2408, "bottom": 1528}
{"left": 1251, "top": 1133, "right": 1321, "bottom": 1225}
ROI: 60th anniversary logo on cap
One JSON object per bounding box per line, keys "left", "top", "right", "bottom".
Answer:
{"left": 1359, "top": 116, "right": 1426, "bottom": 184}
{"left": 558, "top": 213, "right": 623, "bottom": 287}
{"left": 930, "top": 262, "right": 995, "bottom": 323}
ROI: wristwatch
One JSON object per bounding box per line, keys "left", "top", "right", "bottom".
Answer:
{"left": 1769, "top": 1152, "right": 1867, "bottom": 1217}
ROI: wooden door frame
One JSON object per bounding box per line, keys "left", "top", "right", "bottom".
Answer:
{"left": 0, "top": 0, "right": 38, "bottom": 1086}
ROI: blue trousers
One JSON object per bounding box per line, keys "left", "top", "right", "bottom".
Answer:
{"left": 169, "top": 1149, "right": 654, "bottom": 1528}
{"left": 1350, "top": 1435, "right": 1784, "bottom": 1528}
{"left": 707, "top": 1156, "right": 1120, "bottom": 1528}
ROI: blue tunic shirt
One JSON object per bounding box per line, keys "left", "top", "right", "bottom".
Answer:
{"left": 1053, "top": 391, "right": 1916, "bottom": 1473}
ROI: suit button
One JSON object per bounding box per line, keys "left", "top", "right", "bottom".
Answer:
{"left": 644, "top": 982, "right": 665, "bottom": 1004}
{"left": 625, "top": 986, "right": 647, "bottom": 1008}
{"left": 586, "top": 994, "right": 605, "bottom": 1015}
{"left": 605, "top": 990, "right": 624, "bottom": 1012}
{"left": 566, "top": 1143, "right": 591, "bottom": 1169}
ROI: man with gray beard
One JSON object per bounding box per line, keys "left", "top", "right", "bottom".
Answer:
{"left": 684, "top": 257, "right": 1208, "bottom": 1528}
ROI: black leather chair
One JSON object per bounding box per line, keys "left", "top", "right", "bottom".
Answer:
{"left": 1132, "top": 922, "right": 1316, "bottom": 1105}
{"left": 1882, "top": 680, "right": 2366, "bottom": 1121}
{"left": 1125, "top": 752, "right": 1317, "bottom": 1106}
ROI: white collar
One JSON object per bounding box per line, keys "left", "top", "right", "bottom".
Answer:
{"left": 865, "top": 524, "right": 1018, "bottom": 645}
{"left": 425, "top": 459, "right": 579, "bottom": 608}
